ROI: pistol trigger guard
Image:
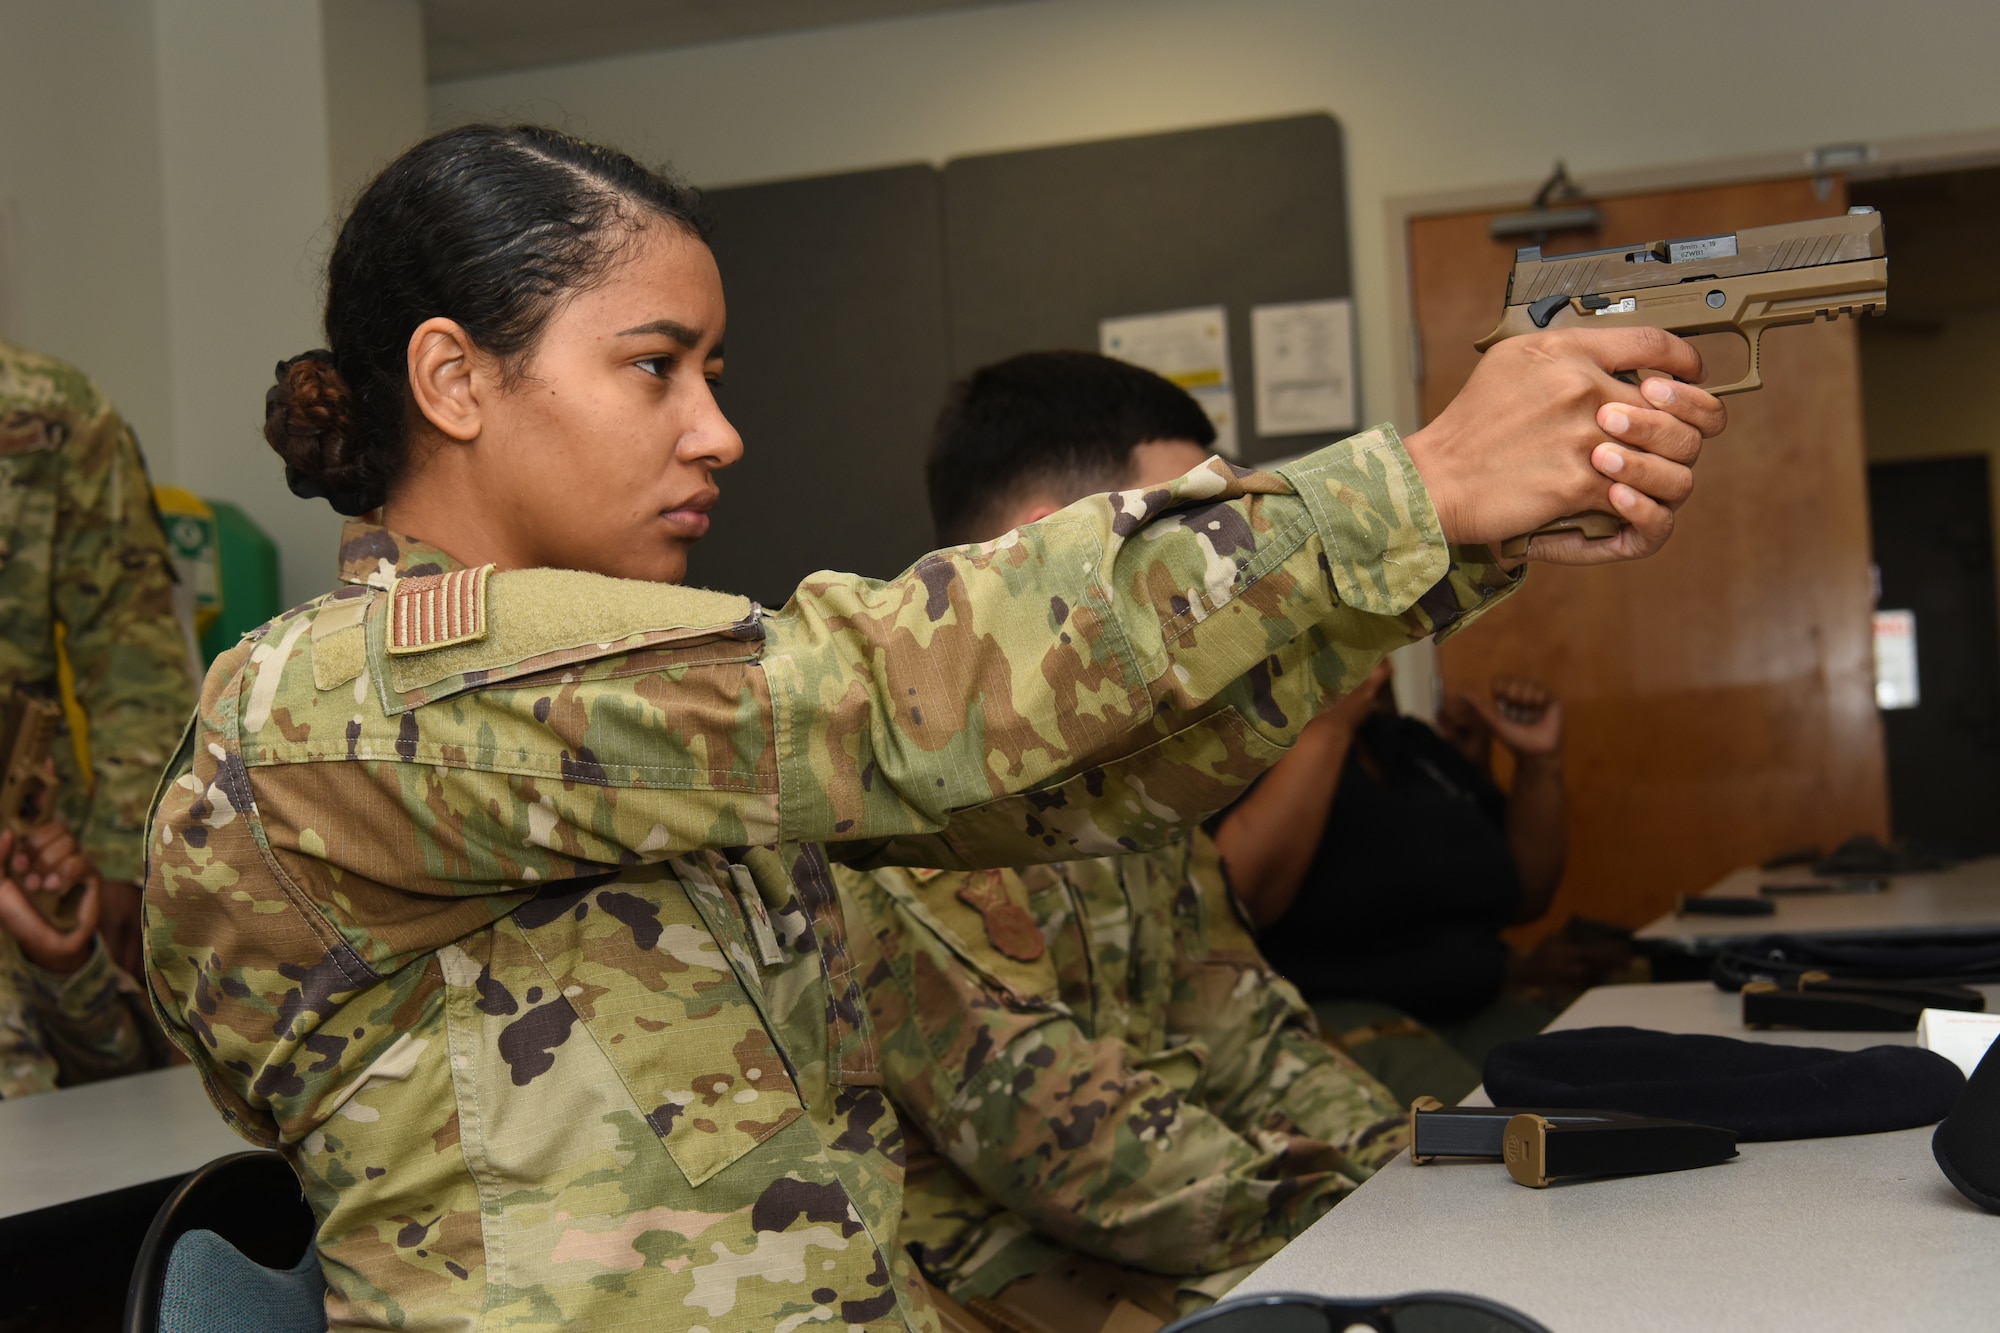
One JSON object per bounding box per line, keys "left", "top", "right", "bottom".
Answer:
{"left": 1701, "top": 325, "right": 1765, "bottom": 396}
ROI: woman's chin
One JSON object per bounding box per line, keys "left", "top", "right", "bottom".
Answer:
{"left": 561, "top": 541, "right": 688, "bottom": 585}
{"left": 633, "top": 554, "right": 689, "bottom": 585}
{"left": 645, "top": 545, "right": 691, "bottom": 586}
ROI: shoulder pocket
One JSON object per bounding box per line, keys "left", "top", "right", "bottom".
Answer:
{"left": 0, "top": 411, "right": 67, "bottom": 457}
{"left": 378, "top": 568, "right": 760, "bottom": 713}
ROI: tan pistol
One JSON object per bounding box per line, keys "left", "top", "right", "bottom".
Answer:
{"left": 1479, "top": 207, "right": 1889, "bottom": 557}
{"left": 0, "top": 692, "right": 85, "bottom": 930}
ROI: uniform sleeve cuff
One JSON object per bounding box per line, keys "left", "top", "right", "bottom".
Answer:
{"left": 1428, "top": 547, "right": 1528, "bottom": 641}
{"left": 24, "top": 937, "right": 119, "bottom": 1018}
{"left": 1275, "top": 424, "right": 1451, "bottom": 617}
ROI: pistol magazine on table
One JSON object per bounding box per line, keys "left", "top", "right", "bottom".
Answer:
{"left": 1408, "top": 1097, "right": 1739, "bottom": 1187}
{"left": 1482, "top": 208, "right": 1889, "bottom": 556}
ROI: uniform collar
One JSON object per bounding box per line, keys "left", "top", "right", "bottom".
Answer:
{"left": 336, "top": 517, "right": 466, "bottom": 590}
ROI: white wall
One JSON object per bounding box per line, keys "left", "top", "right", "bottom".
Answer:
{"left": 0, "top": 0, "right": 174, "bottom": 474}
{"left": 152, "top": 0, "right": 428, "bottom": 607}
{"left": 153, "top": 0, "right": 341, "bottom": 607}
{"left": 323, "top": 0, "right": 430, "bottom": 210}
{"left": 0, "top": 0, "right": 427, "bottom": 609}
{"left": 431, "top": 0, "right": 2000, "bottom": 439}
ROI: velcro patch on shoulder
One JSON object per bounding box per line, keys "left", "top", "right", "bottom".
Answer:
{"left": 384, "top": 567, "right": 759, "bottom": 703}
{"left": 387, "top": 565, "right": 493, "bottom": 655}
{"left": 312, "top": 626, "right": 368, "bottom": 692}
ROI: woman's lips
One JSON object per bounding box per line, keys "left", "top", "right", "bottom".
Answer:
{"left": 659, "top": 491, "right": 717, "bottom": 540}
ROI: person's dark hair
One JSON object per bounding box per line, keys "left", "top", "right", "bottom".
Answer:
{"left": 925, "top": 350, "right": 1216, "bottom": 546}
{"left": 264, "top": 124, "right": 710, "bottom": 516}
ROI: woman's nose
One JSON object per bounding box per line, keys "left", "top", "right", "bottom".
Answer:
{"left": 683, "top": 394, "right": 744, "bottom": 469}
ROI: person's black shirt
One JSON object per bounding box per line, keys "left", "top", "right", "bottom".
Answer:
{"left": 1254, "top": 711, "right": 1521, "bottom": 1025}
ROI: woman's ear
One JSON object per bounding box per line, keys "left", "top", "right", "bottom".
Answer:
{"left": 407, "top": 317, "right": 482, "bottom": 443}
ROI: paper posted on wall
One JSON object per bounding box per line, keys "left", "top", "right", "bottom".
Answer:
{"left": 1873, "top": 609, "right": 1919, "bottom": 710}
{"left": 1099, "top": 305, "right": 1239, "bottom": 458}
{"left": 1251, "top": 298, "right": 1355, "bottom": 436}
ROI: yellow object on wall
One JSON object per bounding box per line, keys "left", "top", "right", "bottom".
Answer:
{"left": 154, "top": 485, "right": 222, "bottom": 639}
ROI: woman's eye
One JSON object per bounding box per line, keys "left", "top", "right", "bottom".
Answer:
{"left": 636, "top": 356, "right": 674, "bottom": 378}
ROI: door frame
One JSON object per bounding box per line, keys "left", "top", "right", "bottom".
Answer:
{"left": 1381, "top": 124, "right": 2000, "bottom": 428}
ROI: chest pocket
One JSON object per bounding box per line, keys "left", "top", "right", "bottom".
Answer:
{"left": 505, "top": 864, "right": 806, "bottom": 1188}
{"left": 873, "top": 865, "right": 1062, "bottom": 1007}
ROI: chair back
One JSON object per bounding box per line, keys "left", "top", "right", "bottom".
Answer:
{"left": 122, "top": 1150, "right": 323, "bottom": 1333}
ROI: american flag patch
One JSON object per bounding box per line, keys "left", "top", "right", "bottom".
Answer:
{"left": 386, "top": 564, "right": 494, "bottom": 654}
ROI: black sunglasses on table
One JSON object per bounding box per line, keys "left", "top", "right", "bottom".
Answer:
{"left": 1163, "top": 1290, "right": 1554, "bottom": 1333}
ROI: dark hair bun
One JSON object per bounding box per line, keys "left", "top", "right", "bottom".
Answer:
{"left": 265, "top": 350, "right": 379, "bottom": 516}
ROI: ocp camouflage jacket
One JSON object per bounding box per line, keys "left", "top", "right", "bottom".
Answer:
{"left": 145, "top": 428, "right": 1515, "bottom": 1332}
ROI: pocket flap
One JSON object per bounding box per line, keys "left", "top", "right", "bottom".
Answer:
{"left": 380, "top": 568, "right": 760, "bottom": 712}
{"left": 505, "top": 868, "right": 805, "bottom": 1188}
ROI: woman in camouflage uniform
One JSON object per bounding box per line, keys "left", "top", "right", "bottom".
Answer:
{"left": 143, "top": 125, "right": 1720, "bottom": 1332}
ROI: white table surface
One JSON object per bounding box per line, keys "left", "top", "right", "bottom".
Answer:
{"left": 1635, "top": 854, "right": 2000, "bottom": 950}
{"left": 0, "top": 1064, "right": 246, "bottom": 1221}
{"left": 1238, "top": 981, "right": 1999, "bottom": 1333}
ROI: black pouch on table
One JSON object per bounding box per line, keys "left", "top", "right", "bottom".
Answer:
{"left": 1739, "top": 975, "right": 1984, "bottom": 1032}
{"left": 1711, "top": 932, "right": 2000, "bottom": 991}
{"left": 1935, "top": 1037, "right": 2000, "bottom": 1213}
{"left": 1483, "top": 1025, "right": 1965, "bottom": 1140}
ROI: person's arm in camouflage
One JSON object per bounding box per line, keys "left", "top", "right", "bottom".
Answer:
{"left": 0, "top": 824, "right": 151, "bottom": 1093}
{"left": 0, "top": 946, "right": 63, "bottom": 1098}
{"left": 1163, "top": 834, "right": 1408, "bottom": 1160}
{"left": 51, "top": 400, "right": 198, "bottom": 882}
{"left": 841, "top": 863, "right": 1389, "bottom": 1278}
{"left": 771, "top": 427, "right": 1510, "bottom": 865}
{"left": 17, "top": 941, "right": 153, "bottom": 1088}
{"left": 220, "top": 425, "right": 1513, "bottom": 905}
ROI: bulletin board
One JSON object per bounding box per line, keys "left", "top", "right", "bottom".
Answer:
{"left": 688, "top": 163, "right": 951, "bottom": 607}
{"left": 941, "top": 114, "right": 1356, "bottom": 467}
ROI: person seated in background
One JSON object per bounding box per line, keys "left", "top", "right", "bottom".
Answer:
{"left": 836, "top": 352, "right": 1419, "bottom": 1331}
{"left": 0, "top": 335, "right": 189, "bottom": 1097}
{"left": 1, "top": 816, "right": 168, "bottom": 1097}
{"left": 1, "top": 336, "right": 200, "bottom": 980}
{"left": 1213, "top": 661, "right": 1572, "bottom": 1106}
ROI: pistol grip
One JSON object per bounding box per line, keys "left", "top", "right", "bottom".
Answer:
{"left": 1500, "top": 509, "right": 1623, "bottom": 559}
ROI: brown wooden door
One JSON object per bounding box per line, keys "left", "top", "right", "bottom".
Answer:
{"left": 1409, "top": 176, "right": 1889, "bottom": 942}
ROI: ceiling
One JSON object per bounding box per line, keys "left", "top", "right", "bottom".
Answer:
{"left": 423, "top": 0, "right": 1020, "bottom": 82}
